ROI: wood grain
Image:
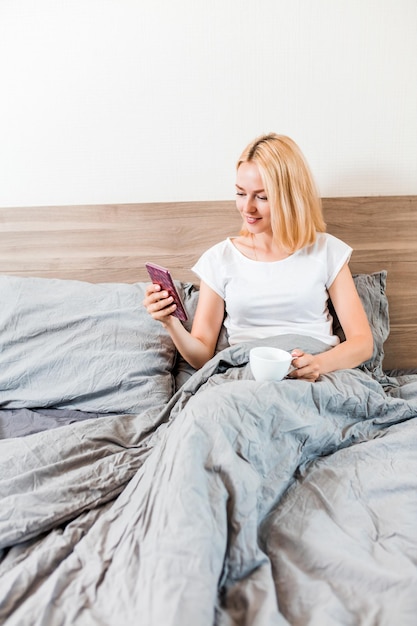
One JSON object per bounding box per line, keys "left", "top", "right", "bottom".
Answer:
{"left": 1, "top": 196, "right": 416, "bottom": 371}
{"left": 322, "top": 196, "right": 417, "bottom": 370}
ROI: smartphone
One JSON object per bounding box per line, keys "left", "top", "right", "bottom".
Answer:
{"left": 145, "top": 262, "right": 188, "bottom": 322}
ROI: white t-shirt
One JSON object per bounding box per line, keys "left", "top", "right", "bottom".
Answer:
{"left": 192, "top": 233, "right": 352, "bottom": 346}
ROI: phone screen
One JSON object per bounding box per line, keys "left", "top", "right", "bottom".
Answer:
{"left": 145, "top": 262, "right": 188, "bottom": 322}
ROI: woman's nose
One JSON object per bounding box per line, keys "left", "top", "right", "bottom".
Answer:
{"left": 244, "top": 196, "right": 256, "bottom": 212}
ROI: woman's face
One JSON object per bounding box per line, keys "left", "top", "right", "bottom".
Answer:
{"left": 235, "top": 161, "right": 272, "bottom": 235}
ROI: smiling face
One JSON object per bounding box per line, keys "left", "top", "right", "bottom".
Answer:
{"left": 235, "top": 161, "right": 272, "bottom": 235}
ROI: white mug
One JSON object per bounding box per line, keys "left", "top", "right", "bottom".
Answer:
{"left": 249, "top": 346, "right": 293, "bottom": 382}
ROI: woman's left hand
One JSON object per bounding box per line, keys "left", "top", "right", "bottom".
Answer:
{"left": 288, "top": 349, "right": 321, "bottom": 382}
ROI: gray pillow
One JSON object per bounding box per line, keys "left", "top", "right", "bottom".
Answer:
{"left": 330, "top": 271, "right": 390, "bottom": 376}
{"left": 0, "top": 276, "right": 176, "bottom": 413}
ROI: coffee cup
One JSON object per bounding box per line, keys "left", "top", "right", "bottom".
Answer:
{"left": 249, "top": 346, "right": 292, "bottom": 382}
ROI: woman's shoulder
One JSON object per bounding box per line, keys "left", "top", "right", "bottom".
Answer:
{"left": 315, "top": 232, "right": 351, "bottom": 251}
{"left": 193, "top": 239, "right": 232, "bottom": 268}
{"left": 200, "top": 238, "right": 234, "bottom": 258}
{"left": 316, "top": 231, "right": 339, "bottom": 243}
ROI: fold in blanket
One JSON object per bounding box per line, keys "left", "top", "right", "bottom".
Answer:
{"left": 1, "top": 334, "right": 417, "bottom": 626}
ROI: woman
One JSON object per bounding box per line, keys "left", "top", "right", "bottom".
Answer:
{"left": 143, "top": 133, "right": 373, "bottom": 381}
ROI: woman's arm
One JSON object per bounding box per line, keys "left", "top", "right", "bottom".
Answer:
{"left": 143, "top": 280, "right": 225, "bottom": 370}
{"left": 289, "top": 263, "right": 374, "bottom": 381}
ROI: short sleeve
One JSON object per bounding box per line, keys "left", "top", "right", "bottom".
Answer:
{"left": 326, "top": 235, "right": 352, "bottom": 287}
{"left": 192, "top": 244, "right": 226, "bottom": 298}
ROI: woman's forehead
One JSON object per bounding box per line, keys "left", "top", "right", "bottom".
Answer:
{"left": 236, "top": 161, "right": 264, "bottom": 189}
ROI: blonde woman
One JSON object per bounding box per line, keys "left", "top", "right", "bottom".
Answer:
{"left": 144, "top": 133, "right": 373, "bottom": 380}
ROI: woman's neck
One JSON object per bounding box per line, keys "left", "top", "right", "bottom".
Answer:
{"left": 250, "top": 233, "right": 289, "bottom": 262}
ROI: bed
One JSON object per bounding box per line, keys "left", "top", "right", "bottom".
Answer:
{"left": 1, "top": 196, "right": 417, "bottom": 626}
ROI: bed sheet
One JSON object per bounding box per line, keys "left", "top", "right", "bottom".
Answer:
{"left": 0, "top": 407, "right": 118, "bottom": 439}
{"left": 1, "top": 334, "right": 417, "bottom": 626}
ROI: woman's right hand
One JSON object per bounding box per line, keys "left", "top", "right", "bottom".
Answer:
{"left": 143, "top": 283, "right": 178, "bottom": 324}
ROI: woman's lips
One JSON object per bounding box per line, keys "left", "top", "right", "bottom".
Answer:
{"left": 245, "top": 216, "right": 261, "bottom": 224}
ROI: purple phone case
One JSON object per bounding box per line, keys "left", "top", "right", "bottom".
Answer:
{"left": 145, "top": 262, "right": 188, "bottom": 322}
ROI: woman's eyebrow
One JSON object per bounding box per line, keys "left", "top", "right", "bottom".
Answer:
{"left": 235, "top": 184, "right": 265, "bottom": 193}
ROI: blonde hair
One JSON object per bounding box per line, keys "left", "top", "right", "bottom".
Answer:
{"left": 237, "top": 133, "right": 326, "bottom": 252}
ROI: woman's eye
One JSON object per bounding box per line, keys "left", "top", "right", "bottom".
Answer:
{"left": 236, "top": 192, "right": 246, "bottom": 197}
{"left": 257, "top": 195, "right": 268, "bottom": 201}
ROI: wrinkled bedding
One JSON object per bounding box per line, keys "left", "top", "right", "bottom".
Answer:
{"left": 0, "top": 407, "right": 116, "bottom": 439}
{"left": 1, "top": 334, "right": 417, "bottom": 626}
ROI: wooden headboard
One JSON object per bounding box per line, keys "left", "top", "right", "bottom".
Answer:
{"left": 0, "top": 196, "right": 416, "bottom": 371}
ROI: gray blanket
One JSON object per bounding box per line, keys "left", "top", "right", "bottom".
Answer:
{"left": 1, "top": 334, "right": 417, "bottom": 626}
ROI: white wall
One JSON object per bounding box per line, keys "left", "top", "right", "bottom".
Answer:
{"left": 0, "top": 0, "right": 416, "bottom": 207}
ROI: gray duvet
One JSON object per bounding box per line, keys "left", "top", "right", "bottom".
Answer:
{"left": 1, "top": 334, "right": 417, "bottom": 626}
